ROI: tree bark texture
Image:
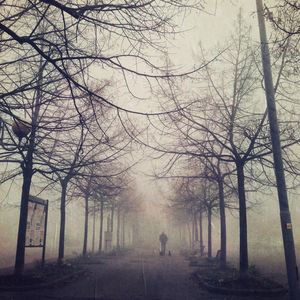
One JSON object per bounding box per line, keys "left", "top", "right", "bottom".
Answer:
{"left": 14, "top": 166, "right": 33, "bottom": 275}
{"left": 194, "top": 212, "right": 199, "bottom": 241}
{"left": 218, "top": 177, "right": 227, "bottom": 268}
{"left": 117, "top": 207, "right": 121, "bottom": 250}
{"left": 82, "top": 195, "right": 89, "bottom": 256}
{"left": 207, "top": 207, "right": 212, "bottom": 258}
{"left": 122, "top": 213, "right": 125, "bottom": 248}
{"left": 187, "top": 223, "right": 192, "bottom": 249}
{"left": 99, "top": 200, "right": 104, "bottom": 252}
{"left": 92, "top": 200, "right": 96, "bottom": 253}
{"left": 58, "top": 182, "right": 67, "bottom": 263}
{"left": 14, "top": 57, "right": 44, "bottom": 275}
{"left": 110, "top": 205, "right": 114, "bottom": 232}
{"left": 236, "top": 162, "right": 248, "bottom": 274}
{"left": 199, "top": 210, "right": 204, "bottom": 256}
{"left": 192, "top": 217, "right": 195, "bottom": 245}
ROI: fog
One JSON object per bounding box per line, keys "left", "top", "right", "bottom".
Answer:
{"left": 2, "top": 163, "right": 298, "bottom": 283}
{"left": 0, "top": 0, "right": 298, "bottom": 287}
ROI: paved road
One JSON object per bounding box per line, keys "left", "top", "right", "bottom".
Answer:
{"left": 1, "top": 250, "right": 288, "bottom": 300}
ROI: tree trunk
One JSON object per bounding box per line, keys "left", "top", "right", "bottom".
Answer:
{"left": 199, "top": 209, "right": 204, "bottom": 256}
{"left": 14, "top": 57, "right": 44, "bottom": 275}
{"left": 122, "top": 213, "right": 125, "bottom": 248}
{"left": 207, "top": 207, "right": 212, "bottom": 258}
{"left": 82, "top": 195, "right": 89, "bottom": 256}
{"left": 187, "top": 222, "right": 192, "bottom": 249}
{"left": 99, "top": 200, "right": 104, "bottom": 252}
{"left": 132, "top": 222, "right": 138, "bottom": 247}
{"left": 58, "top": 181, "right": 68, "bottom": 263}
{"left": 192, "top": 216, "right": 195, "bottom": 246}
{"left": 179, "top": 227, "right": 182, "bottom": 244}
{"left": 218, "top": 176, "right": 227, "bottom": 268}
{"left": 131, "top": 225, "right": 134, "bottom": 246}
{"left": 14, "top": 166, "right": 33, "bottom": 275}
{"left": 110, "top": 205, "right": 114, "bottom": 248}
{"left": 92, "top": 200, "right": 96, "bottom": 253}
{"left": 117, "top": 207, "right": 121, "bottom": 250}
{"left": 105, "top": 214, "right": 111, "bottom": 252}
{"left": 110, "top": 205, "right": 114, "bottom": 233}
{"left": 236, "top": 162, "right": 248, "bottom": 274}
{"left": 194, "top": 212, "right": 198, "bottom": 241}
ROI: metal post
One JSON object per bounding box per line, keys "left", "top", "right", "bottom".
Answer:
{"left": 256, "top": 1, "right": 299, "bottom": 298}
{"left": 42, "top": 200, "right": 49, "bottom": 266}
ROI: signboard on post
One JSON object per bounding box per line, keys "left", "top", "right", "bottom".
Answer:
{"left": 25, "top": 195, "right": 49, "bottom": 265}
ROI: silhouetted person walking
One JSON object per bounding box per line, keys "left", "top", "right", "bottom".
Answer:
{"left": 159, "top": 232, "right": 168, "bottom": 256}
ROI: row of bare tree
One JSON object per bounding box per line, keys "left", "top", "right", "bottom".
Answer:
{"left": 134, "top": 8, "right": 300, "bottom": 280}
{"left": 75, "top": 179, "right": 142, "bottom": 256}
{"left": 0, "top": 1, "right": 299, "bottom": 288}
{"left": 0, "top": 1, "right": 208, "bottom": 276}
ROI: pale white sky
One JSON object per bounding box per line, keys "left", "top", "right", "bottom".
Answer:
{"left": 170, "top": 1, "right": 259, "bottom": 65}
{"left": 89, "top": 1, "right": 263, "bottom": 114}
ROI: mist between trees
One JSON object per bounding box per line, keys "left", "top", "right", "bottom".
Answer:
{"left": 0, "top": 0, "right": 300, "bottom": 289}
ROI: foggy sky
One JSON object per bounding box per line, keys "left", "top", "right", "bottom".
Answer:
{"left": 0, "top": 0, "right": 297, "bottom": 279}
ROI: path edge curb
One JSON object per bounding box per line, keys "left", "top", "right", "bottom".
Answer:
{"left": 194, "top": 272, "right": 288, "bottom": 297}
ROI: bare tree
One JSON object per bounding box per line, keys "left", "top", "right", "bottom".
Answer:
{"left": 145, "top": 11, "right": 300, "bottom": 275}
{"left": 39, "top": 107, "right": 131, "bottom": 263}
{"left": 0, "top": 0, "right": 207, "bottom": 120}
{"left": 264, "top": 1, "right": 300, "bottom": 37}
{"left": 73, "top": 162, "right": 129, "bottom": 256}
